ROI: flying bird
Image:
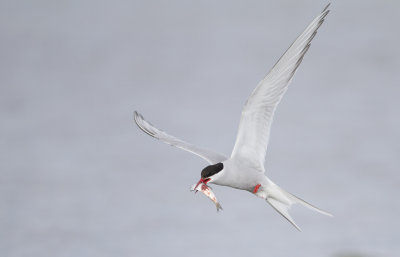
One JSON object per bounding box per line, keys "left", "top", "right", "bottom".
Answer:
{"left": 134, "top": 4, "right": 332, "bottom": 230}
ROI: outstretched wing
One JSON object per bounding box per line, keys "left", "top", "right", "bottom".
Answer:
{"left": 134, "top": 111, "right": 228, "bottom": 165}
{"left": 231, "top": 4, "right": 330, "bottom": 172}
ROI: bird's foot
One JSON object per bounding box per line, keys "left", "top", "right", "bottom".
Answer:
{"left": 253, "top": 184, "right": 261, "bottom": 194}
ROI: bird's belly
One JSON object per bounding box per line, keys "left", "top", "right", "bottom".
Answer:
{"left": 214, "top": 162, "right": 266, "bottom": 191}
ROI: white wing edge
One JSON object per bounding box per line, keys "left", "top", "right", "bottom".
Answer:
{"left": 133, "top": 111, "right": 228, "bottom": 165}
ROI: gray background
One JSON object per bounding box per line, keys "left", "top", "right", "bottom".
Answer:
{"left": 1, "top": 1, "right": 399, "bottom": 257}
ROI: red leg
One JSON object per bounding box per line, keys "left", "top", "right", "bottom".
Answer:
{"left": 253, "top": 184, "right": 261, "bottom": 193}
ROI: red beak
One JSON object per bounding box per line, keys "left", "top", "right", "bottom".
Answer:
{"left": 194, "top": 178, "right": 210, "bottom": 192}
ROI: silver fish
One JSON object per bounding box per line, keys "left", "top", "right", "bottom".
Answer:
{"left": 191, "top": 183, "right": 223, "bottom": 211}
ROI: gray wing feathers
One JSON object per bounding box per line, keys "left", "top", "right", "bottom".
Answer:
{"left": 134, "top": 111, "right": 227, "bottom": 165}
{"left": 231, "top": 5, "right": 330, "bottom": 172}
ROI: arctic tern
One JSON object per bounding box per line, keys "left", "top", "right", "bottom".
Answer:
{"left": 134, "top": 4, "right": 332, "bottom": 230}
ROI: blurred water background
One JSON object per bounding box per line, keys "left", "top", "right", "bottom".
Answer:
{"left": 1, "top": 1, "right": 399, "bottom": 257}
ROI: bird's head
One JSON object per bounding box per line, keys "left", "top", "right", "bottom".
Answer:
{"left": 194, "top": 162, "right": 224, "bottom": 189}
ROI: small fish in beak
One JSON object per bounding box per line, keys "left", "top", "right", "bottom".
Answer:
{"left": 191, "top": 179, "right": 223, "bottom": 211}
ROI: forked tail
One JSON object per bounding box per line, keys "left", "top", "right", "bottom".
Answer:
{"left": 265, "top": 184, "right": 332, "bottom": 231}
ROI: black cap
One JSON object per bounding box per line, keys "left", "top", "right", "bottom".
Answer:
{"left": 201, "top": 163, "right": 224, "bottom": 178}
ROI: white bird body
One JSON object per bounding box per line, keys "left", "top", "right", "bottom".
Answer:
{"left": 213, "top": 159, "right": 270, "bottom": 191}
{"left": 134, "top": 4, "right": 332, "bottom": 230}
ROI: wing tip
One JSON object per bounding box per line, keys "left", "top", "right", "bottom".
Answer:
{"left": 133, "top": 110, "right": 143, "bottom": 128}
{"left": 320, "top": 4, "right": 331, "bottom": 22}
{"left": 133, "top": 110, "right": 157, "bottom": 138}
{"left": 133, "top": 110, "right": 141, "bottom": 124}
{"left": 322, "top": 3, "right": 331, "bottom": 13}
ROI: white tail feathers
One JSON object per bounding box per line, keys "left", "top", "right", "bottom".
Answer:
{"left": 266, "top": 184, "right": 332, "bottom": 231}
